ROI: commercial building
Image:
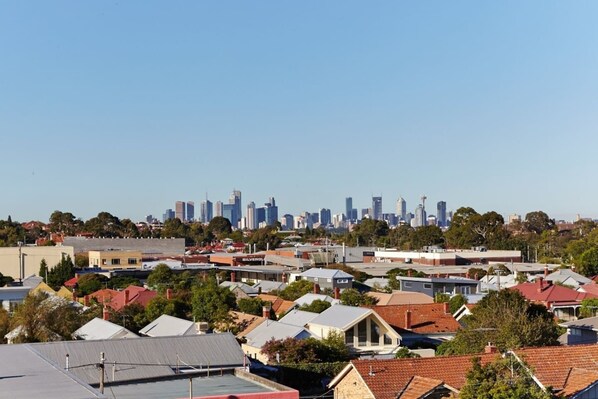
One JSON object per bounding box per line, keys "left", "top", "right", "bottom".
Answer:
{"left": 0, "top": 245, "right": 75, "bottom": 281}
{"left": 186, "top": 201, "right": 195, "bottom": 221}
{"left": 372, "top": 196, "right": 382, "bottom": 221}
{"left": 365, "top": 248, "right": 522, "bottom": 266}
{"left": 175, "top": 201, "right": 186, "bottom": 221}
{"left": 437, "top": 201, "right": 447, "bottom": 227}
{"left": 88, "top": 250, "right": 143, "bottom": 270}
{"left": 200, "top": 199, "right": 213, "bottom": 223}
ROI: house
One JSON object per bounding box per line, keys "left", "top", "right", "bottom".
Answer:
{"left": 228, "top": 311, "right": 268, "bottom": 337}
{"left": 257, "top": 294, "right": 296, "bottom": 317}
{"left": 253, "top": 280, "right": 287, "bottom": 293}
{"left": 545, "top": 268, "right": 592, "bottom": 288}
{"left": 294, "top": 293, "right": 338, "bottom": 308}
{"left": 90, "top": 285, "right": 157, "bottom": 311}
{"left": 366, "top": 291, "right": 434, "bottom": 306}
{"left": 329, "top": 343, "right": 598, "bottom": 398}
{"left": 511, "top": 278, "right": 597, "bottom": 320}
{"left": 242, "top": 320, "right": 315, "bottom": 363}
{"left": 394, "top": 276, "right": 481, "bottom": 297}
{"left": 220, "top": 281, "right": 259, "bottom": 299}
{"left": 139, "top": 314, "right": 201, "bottom": 337}
{"left": 296, "top": 268, "right": 354, "bottom": 290}
{"left": 306, "top": 304, "right": 401, "bottom": 355}
{"left": 73, "top": 317, "right": 138, "bottom": 340}
{"left": 278, "top": 309, "right": 320, "bottom": 327}
{"left": 371, "top": 303, "right": 461, "bottom": 347}
{"left": 560, "top": 317, "right": 598, "bottom": 345}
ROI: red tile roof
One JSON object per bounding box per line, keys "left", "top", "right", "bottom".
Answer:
{"left": 89, "top": 286, "right": 156, "bottom": 311}
{"left": 89, "top": 289, "right": 119, "bottom": 305}
{"left": 559, "top": 368, "right": 598, "bottom": 397}
{"left": 372, "top": 304, "right": 461, "bottom": 334}
{"left": 579, "top": 283, "right": 598, "bottom": 296}
{"left": 510, "top": 279, "right": 596, "bottom": 306}
{"left": 399, "top": 376, "right": 445, "bottom": 399}
{"left": 64, "top": 276, "right": 78, "bottom": 288}
{"left": 257, "top": 294, "right": 295, "bottom": 316}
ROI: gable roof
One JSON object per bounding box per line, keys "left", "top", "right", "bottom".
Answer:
{"left": 579, "top": 283, "right": 598, "bottom": 296}
{"left": 367, "top": 291, "right": 434, "bottom": 306}
{"left": 107, "top": 286, "right": 157, "bottom": 311}
{"left": 244, "top": 320, "right": 314, "bottom": 348}
{"left": 546, "top": 269, "right": 591, "bottom": 285}
{"left": 372, "top": 304, "right": 461, "bottom": 334}
{"left": 294, "top": 293, "right": 336, "bottom": 307}
{"left": 278, "top": 309, "right": 319, "bottom": 327}
{"left": 560, "top": 316, "right": 598, "bottom": 332}
{"left": 398, "top": 376, "right": 449, "bottom": 399}
{"left": 139, "top": 314, "right": 196, "bottom": 337}
{"left": 308, "top": 304, "right": 371, "bottom": 330}
{"left": 511, "top": 280, "right": 595, "bottom": 305}
{"left": 257, "top": 294, "right": 296, "bottom": 315}
{"left": 229, "top": 311, "right": 267, "bottom": 337}
{"left": 299, "top": 268, "right": 353, "bottom": 280}
{"left": 88, "top": 288, "right": 119, "bottom": 305}
{"left": 220, "top": 281, "right": 259, "bottom": 296}
{"left": 560, "top": 368, "right": 598, "bottom": 397}
{"left": 252, "top": 280, "right": 287, "bottom": 293}
{"left": 74, "top": 317, "right": 138, "bottom": 340}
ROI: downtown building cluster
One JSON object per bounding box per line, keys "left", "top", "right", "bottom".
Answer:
{"left": 151, "top": 190, "right": 451, "bottom": 231}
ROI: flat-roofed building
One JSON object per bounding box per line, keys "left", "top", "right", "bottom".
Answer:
{"left": 0, "top": 245, "right": 75, "bottom": 281}
{"left": 88, "top": 250, "right": 142, "bottom": 270}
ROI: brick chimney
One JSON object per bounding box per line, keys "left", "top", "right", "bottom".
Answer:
{"left": 103, "top": 306, "right": 110, "bottom": 321}
{"left": 334, "top": 287, "right": 340, "bottom": 300}
{"left": 124, "top": 289, "right": 130, "bottom": 304}
{"left": 474, "top": 273, "right": 479, "bottom": 280}
{"left": 485, "top": 342, "right": 498, "bottom": 354}
{"left": 72, "top": 289, "right": 77, "bottom": 302}
{"left": 313, "top": 283, "right": 320, "bottom": 294}
{"left": 231, "top": 272, "right": 236, "bottom": 283}
{"left": 544, "top": 265, "right": 549, "bottom": 277}
{"left": 262, "top": 305, "right": 271, "bottom": 319}
{"left": 443, "top": 302, "right": 450, "bottom": 314}
{"left": 536, "top": 277, "right": 545, "bottom": 292}
{"left": 166, "top": 288, "right": 173, "bottom": 300}
{"left": 405, "top": 309, "right": 412, "bottom": 330}
{"left": 84, "top": 295, "right": 90, "bottom": 307}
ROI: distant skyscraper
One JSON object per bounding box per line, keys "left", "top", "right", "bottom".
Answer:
{"left": 437, "top": 201, "right": 447, "bottom": 227}
{"left": 361, "top": 208, "right": 370, "bottom": 219}
{"left": 319, "top": 208, "right": 331, "bottom": 226}
{"left": 175, "top": 201, "right": 186, "bottom": 221}
{"left": 222, "top": 204, "right": 235, "bottom": 225}
{"left": 215, "top": 201, "right": 223, "bottom": 218}
{"left": 372, "top": 196, "right": 382, "bottom": 221}
{"left": 281, "top": 214, "right": 294, "bottom": 230}
{"left": 186, "top": 201, "right": 195, "bottom": 221}
{"left": 200, "top": 200, "right": 213, "bottom": 223}
{"left": 345, "top": 197, "right": 353, "bottom": 221}
{"left": 229, "top": 190, "right": 242, "bottom": 226}
{"left": 397, "top": 197, "right": 407, "bottom": 221}
{"left": 247, "top": 202, "right": 257, "bottom": 230}
{"left": 163, "top": 209, "right": 175, "bottom": 222}
{"left": 414, "top": 204, "right": 427, "bottom": 227}
{"left": 264, "top": 197, "right": 278, "bottom": 226}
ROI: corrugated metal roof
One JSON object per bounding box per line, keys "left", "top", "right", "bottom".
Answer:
{"left": 278, "top": 309, "right": 319, "bottom": 327}
{"left": 294, "top": 293, "right": 336, "bottom": 307}
{"left": 308, "top": 304, "right": 371, "bottom": 330}
{"left": 220, "top": 281, "right": 259, "bottom": 295}
{"left": 299, "top": 268, "right": 354, "bottom": 280}
{"left": 139, "top": 314, "right": 196, "bottom": 337}
{"left": 0, "top": 344, "right": 105, "bottom": 398}
{"left": 74, "top": 318, "right": 138, "bottom": 340}
{"left": 28, "top": 333, "right": 244, "bottom": 386}
{"left": 252, "top": 280, "right": 287, "bottom": 293}
{"left": 264, "top": 254, "right": 311, "bottom": 268}
{"left": 244, "top": 320, "right": 313, "bottom": 348}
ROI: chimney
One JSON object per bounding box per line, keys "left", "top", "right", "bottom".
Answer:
{"left": 84, "top": 295, "right": 90, "bottom": 307}
{"left": 536, "top": 277, "right": 545, "bottom": 292}
{"left": 334, "top": 287, "right": 340, "bottom": 300}
{"left": 124, "top": 289, "right": 130, "bottom": 304}
{"left": 407, "top": 269, "right": 412, "bottom": 277}
{"left": 281, "top": 273, "right": 287, "bottom": 283}
{"left": 231, "top": 272, "right": 236, "bottom": 283}
{"left": 474, "top": 273, "right": 479, "bottom": 280}
{"left": 443, "top": 302, "right": 450, "bottom": 314}
{"left": 485, "top": 342, "right": 498, "bottom": 354}
{"left": 103, "top": 306, "right": 110, "bottom": 321}
{"left": 466, "top": 271, "right": 470, "bottom": 279}
{"left": 262, "top": 305, "right": 271, "bottom": 319}
{"left": 313, "top": 283, "right": 320, "bottom": 294}
{"left": 166, "top": 288, "right": 173, "bottom": 300}
{"left": 544, "top": 265, "right": 549, "bottom": 277}
{"left": 405, "top": 309, "right": 412, "bottom": 330}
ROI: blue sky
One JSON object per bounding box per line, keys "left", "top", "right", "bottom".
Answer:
{"left": 1, "top": 1, "right": 597, "bottom": 223}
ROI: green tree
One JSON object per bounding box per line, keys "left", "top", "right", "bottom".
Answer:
{"left": 46, "top": 255, "right": 75, "bottom": 290}
{"left": 459, "top": 357, "right": 552, "bottom": 399}
{"left": 39, "top": 259, "right": 48, "bottom": 283}
{"left": 76, "top": 273, "right": 108, "bottom": 296}
{"left": 0, "top": 272, "right": 14, "bottom": 287}
{"left": 445, "top": 207, "right": 481, "bottom": 249}
{"left": 579, "top": 297, "right": 598, "bottom": 319}
{"left": 0, "top": 307, "right": 10, "bottom": 344}
{"left": 146, "top": 264, "right": 174, "bottom": 292}
{"left": 144, "top": 296, "right": 191, "bottom": 322}
{"left": 207, "top": 217, "right": 232, "bottom": 237}
{"left": 299, "top": 299, "right": 332, "bottom": 313}
{"left": 340, "top": 288, "right": 378, "bottom": 307}
{"left": 524, "top": 211, "right": 555, "bottom": 235}
{"left": 275, "top": 280, "right": 315, "bottom": 301}
{"left": 449, "top": 294, "right": 468, "bottom": 314}
{"left": 108, "top": 303, "right": 148, "bottom": 334}
{"left": 579, "top": 247, "right": 598, "bottom": 277}
{"left": 410, "top": 225, "right": 445, "bottom": 250}
{"left": 248, "top": 226, "right": 282, "bottom": 251}
{"left": 394, "top": 347, "right": 421, "bottom": 359}
{"left": 109, "top": 276, "right": 142, "bottom": 290}
{"left": 237, "top": 297, "right": 267, "bottom": 316}
{"left": 191, "top": 278, "right": 237, "bottom": 328}
{"left": 437, "top": 290, "right": 559, "bottom": 355}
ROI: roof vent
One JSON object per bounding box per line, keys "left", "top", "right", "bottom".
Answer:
{"left": 369, "top": 365, "right": 375, "bottom": 376}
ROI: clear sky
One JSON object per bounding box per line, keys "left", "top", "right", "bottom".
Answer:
{"left": 1, "top": 1, "right": 597, "bottom": 223}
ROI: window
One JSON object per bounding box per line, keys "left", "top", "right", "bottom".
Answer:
{"left": 384, "top": 334, "right": 393, "bottom": 345}
{"left": 345, "top": 328, "right": 354, "bottom": 346}
{"left": 404, "top": 282, "right": 412, "bottom": 288}
{"left": 128, "top": 258, "right": 137, "bottom": 265}
{"left": 111, "top": 259, "right": 121, "bottom": 265}
{"left": 570, "top": 328, "right": 582, "bottom": 336}
{"left": 102, "top": 259, "right": 107, "bottom": 265}
{"left": 423, "top": 283, "right": 432, "bottom": 289}
{"left": 358, "top": 320, "right": 367, "bottom": 346}
{"left": 337, "top": 279, "right": 348, "bottom": 284}
{"left": 371, "top": 321, "right": 380, "bottom": 345}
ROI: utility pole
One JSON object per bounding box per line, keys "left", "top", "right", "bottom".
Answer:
{"left": 99, "top": 352, "right": 105, "bottom": 394}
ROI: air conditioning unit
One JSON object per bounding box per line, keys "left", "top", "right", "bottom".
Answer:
{"left": 195, "top": 322, "right": 209, "bottom": 334}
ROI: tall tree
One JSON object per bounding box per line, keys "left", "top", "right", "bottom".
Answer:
{"left": 46, "top": 255, "right": 75, "bottom": 290}
{"left": 191, "top": 278, "right": 236, "bottom": 327}
{"left": 524, "top": 211, "right": 555, "bottom": 235}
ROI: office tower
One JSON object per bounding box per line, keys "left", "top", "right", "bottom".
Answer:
{"left": 281, "top": 214, "right": 294, "bottom": 230}
{"left": 397, "top": 197, "right": 407, "bottom": 221}
{"left": 145, "top": 215, "right": 154, "bottom": 223}
{"left": 247, "top": 202, "right": 257, "bottom": 230}
{"left": 229, "top": 190, "right": 242, "bottom": 226}
{"left": 222, "top": 204, "right": 235, "bottom": 226}
{"left": 508, "top": 214, "right": 521, "bottom": 224}
{"left": 350, "top": 208, "right": 358, "bottom": 221}
{"left": 361, "top": 208, "right": 370, "bottom": 219}
{"left": 437, "top": 201, "right": 447, "bottom": 227}
{"left": 215, "top": 201, "right": 223, "bottom": 218}
{"left": 319, "top": 208, "right": 331, "bottom": 226}
{"left": 200, "top": 200, "right": 213, "bottom": 223}
{"left": 383, "top": 213, "right": 398, "bottom": 227}
{"left": 414, "top": 204, "right": 427, "bottom": 227}
{"left": 345, "top": 197, "right": 353, "bottom": 221}
{"left": 256, "top": 207, "right": 266, "bottom": 225}
{"left": 264, "top": 197, "right": 278, "bottom": 226}
{"left": 175, "top": 201, "right": 186, "bottom": 221}
{"left": 372, "top": 196, "right": 382, "bottom": 221}
{"left": 162, "top": 209, "right": 175, "bottom": 222}
{"left": 186, "top": 201, "right": 195, "bottom": 222}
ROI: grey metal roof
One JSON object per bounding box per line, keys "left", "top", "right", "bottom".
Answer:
{"left": 395, "top": 276, "right": 480, "bottom": 285}
{"left": 299, "top": 268, "right": 354, "bottom": 280}
{"left": 139, "top": 314, "right": 196, "bottom": 337}
{"left": 252, "top": 280, "right": 287, "bottom": 293}
{"left": 294, "top": 293, "right": 336, "bottom": 307}
{"left": 74, "top": 318, "right": 138, "bottom": 341}
{"left": 0, "top": 344, "right": 105, "bottom": 398}
{"left": 363, "top": 278, "right": 390, "bottom": 288}
{"left": 220, "top": 281, "right": 259, "bottom": 295}
{"left": 308, "top": 304, "right": 371, "bottom": 330}
{"left": 29, "top": 333, "right": 244, "bottom": 386}
{"left": 278, "top": 309, "right": 319, "bottom": 327}
{"left": 560, "top": 316, "right": 598, "bottom": 331}
{"left": 264, "top": 254, "right": 311, "bottom": 268}
{"left": 244, "top": 320, "right": 313, "bottom": 348}
{"left": 546, "top": 269, "right": 592, "bottom": 285}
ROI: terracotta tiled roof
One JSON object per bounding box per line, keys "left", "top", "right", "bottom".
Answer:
{"left": 398, "top": 376, "right": 444, "bottom": 399}
{"left": 109, "top": 286, "right": 156, "bottom": 311}
{"left": 350, "top": 353, "right": 498, "bottom": 399}
{"left": 372, "top": 304, "right": 461, "bottom": 334}
{"left": 257, "top": 294, "right": 295, "bottom": 315}
{"left": 64, "top": 276, "right": 78, "bottom": 288}
{"left": 510, "top": 279, "right": 596, "bottom": 305}
{"left": 230, "top": 311, "right": 267, "bottom": 337}
{"left": 367, "top": 291, "right": 434, "bottom": 306}
{"left": 579, "top": 283, "right": 598, "bottom": 296}
{"left": 89, "top": 289, "right": 119, "bottom": 305}
{"left": 559, "top": 368, "right": 598, "bottom": 397}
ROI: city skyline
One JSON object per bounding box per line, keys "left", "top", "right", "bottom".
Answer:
{"left": 2, "top": 2, "right": 598, "bottom": 222}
